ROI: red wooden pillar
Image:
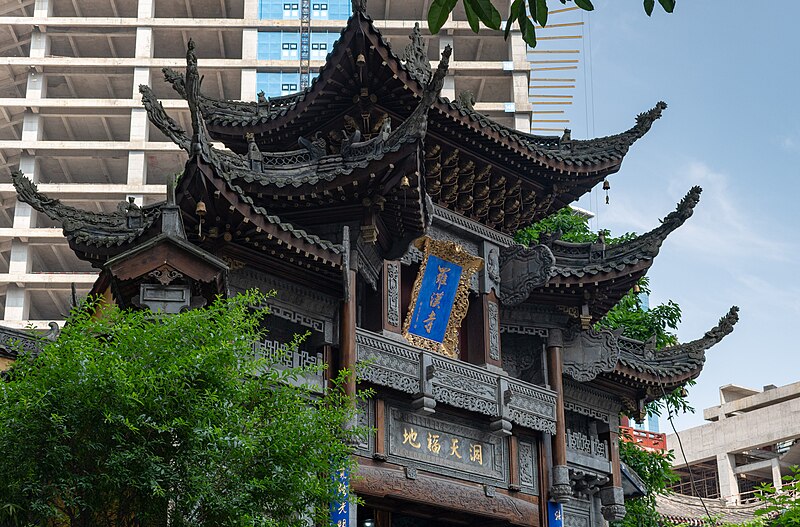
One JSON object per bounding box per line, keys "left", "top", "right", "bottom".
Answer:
{"left": 547, "top": 329, "right": 571, "bottom": 503}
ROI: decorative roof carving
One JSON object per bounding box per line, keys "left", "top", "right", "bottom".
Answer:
{"left": 163, "top": 13, "right": 663, "bottom": 181}
{"left": 547, "top": 186, "right": 703, "bottom": 281}
{"left": 614, "top": 306, "right": 740, "bottom": 386}
{"left": 0, "top": 323, "right": 56, "bottom": 360}
{"left": 401, "top": 23, "right": 431, "bottom": 85}
{"left": 562, "top": 327, "right": 624, "bottom": 382}
{"left": 499, "top": 244, "right": 555, "bottom": 306}
{"left": 12, "top": 171, "right": 160, "bottom": 254}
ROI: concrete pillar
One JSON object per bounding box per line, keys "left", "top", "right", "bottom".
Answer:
{"left": 5, "top": 155, "right": 39, "bottom": 320}
{"left": 131, "top": 0, "right": 153, "bottom": 187}
{"left": 138, "top": 0, "right": 154, "bottom": 18}
{"left": 29, "top": 29, "right": 50, "bottom": 58}
{"left": 5, "top": 286, "right": 30, "bottom": 321}
{"left": 772, "top": 458, "right": 783, "bottom": 491}
{"left": 717, "top": 453, "right": 740, "bottom": 505}
{"left": 21, "top": 113, "right": 42, "bottom": 143}
{"left": 514, "top": 112, "right": 530, "bottom": 133}
{"left": 241, "top": 0, "right": 259, "bottom": 100}
{"left": 241, "top": 28, "right": 258, "bottom": 101}
{"left": 33, "top": 0, "right": 52, "bottom": 17}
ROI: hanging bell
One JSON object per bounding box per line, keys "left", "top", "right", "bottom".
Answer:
{"left": 633, "top": 283, "right": 641, "bottom": 294}
{"left": 603, "top": 179, "right": 610, "bottom": 204}
{"left": 195, "top": 200, "right": 207, "bottom": 237}
{"left": 356, "top": 53, "right": 366, "bottom": 67}
{"left": 399, "top": 174, "right": 410, "bottom": 190}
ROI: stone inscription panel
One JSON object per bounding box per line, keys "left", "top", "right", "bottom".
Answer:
{"left": 388, "top": 407, "right": 506, "bottom": 483}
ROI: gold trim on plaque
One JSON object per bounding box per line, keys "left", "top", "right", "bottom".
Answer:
{"left": 402, "top": 237, "right": 484, "bottom": 358}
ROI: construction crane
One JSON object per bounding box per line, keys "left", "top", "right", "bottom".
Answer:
{"left": 299, "top": 0, "right": 311, "bottom": 89}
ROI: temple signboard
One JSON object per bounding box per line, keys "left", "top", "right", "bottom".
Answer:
{"left": 388, "top": 407, "right": 505, "bottom": 482}
{"left": 403, "top": 237, "right": 482, "bottom": 358}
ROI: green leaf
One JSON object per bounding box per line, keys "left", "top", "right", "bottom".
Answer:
{"left": 535, "top": 0, "right": 548, "bottom": 27}
{"left": 644, "top": 0, "right": 654, "bottom": 15}
{"left": 504, "top": 0, "right": 523, "bottom": 40}
{"left": 463, "top": 0, "right": 480, "bottom": 33}
{"left": 427, "top": 0, "right": 459, "bottom": 34}
{"left": 517, "top": 11, "right": 537, "bottom": 48}
{"left": 573, "top": 0, "right": 594, "bottom": 11}
{"left": 658, "top": 0, "right": 675, "bottom": 12}
{"left": 464, "top": 0, "right": 501, "bottom": 30}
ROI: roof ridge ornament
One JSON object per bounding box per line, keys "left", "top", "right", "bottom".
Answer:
{"left": 660, "top": 185, "right": 702, "bottom": 227}
{"left": 402, "top": 23, "right": 431, "bottom": 85}
{"left": 351, "top": 0, "right": 366, "bottom": 15}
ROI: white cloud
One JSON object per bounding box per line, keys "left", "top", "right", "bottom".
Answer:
{"left": 780, "top": 135, "right": 799, "bottom": 152}
{"left": 663, "top": 161, "right": 792, "bottom": 262}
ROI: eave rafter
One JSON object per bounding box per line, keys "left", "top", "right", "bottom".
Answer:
{"left": 498, "top": 187, "right": 703, "bottom": 321}
{"left": 608, "top": 306, "right": 740, "bottom": 394}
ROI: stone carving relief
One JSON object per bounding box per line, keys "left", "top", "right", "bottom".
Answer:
{"left": 499, "top": 244, "right": 555, "bottom": 306}
{"left": 518, "top": 439, "right": 539, "bottom": 494}
{"left": 562, "top": 327, "right": 624, "bottom": 382}
{"left": 386, "top": 262, "right": 401, "bottom": 328}
{"left": 487, "top": 301, "right": 500, "bottom": 361}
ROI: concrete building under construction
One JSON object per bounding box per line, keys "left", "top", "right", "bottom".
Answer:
{"left": 0, "top": 0, "right": 583, "bottom": 328}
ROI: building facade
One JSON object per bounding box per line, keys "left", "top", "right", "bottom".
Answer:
{"left": 667, "top": 381, "right": 800, "bottom": 506}
{"left": 2, "top": 4, "right": 739, "bottom": 524}
{"left": 0, "top": 0, "right": 584, "bottom": 328}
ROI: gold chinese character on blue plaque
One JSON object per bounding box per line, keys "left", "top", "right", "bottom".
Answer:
{"left": 403, "top": 237, "right": 483, "bottom": 358}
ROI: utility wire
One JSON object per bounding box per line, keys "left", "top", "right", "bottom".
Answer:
{"left": 656, "top": 374, "right": 716, "bottom": 525}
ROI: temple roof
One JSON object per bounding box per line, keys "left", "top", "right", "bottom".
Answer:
{"left": 656, "top": 492, "right": 758, "bottom": 526}
{"left": 612, "top": 306, "right": 740, "bottom": 389}
{"left": 0, "top": 324, "right": 52, "bottom": 361}
{"left": 12, "top": 170, "right": 162, "bottom": 263}
{"left": 166, "top": 13, "right": 665, "bottom": 175}
{"left": 154, "top": 11, "right": 665, "bottom": 236}
{"left": 499, "top": 186, "right": 703, "bottom": 318}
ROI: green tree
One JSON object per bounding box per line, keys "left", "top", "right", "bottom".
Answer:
{"left": 752, "top": 466, "right": 800, "bottom": 526}
{"left": 427, "top": 0, "right": 676, "bottom": 48}
{"left": 0, "top": 291, "right": 365, "bottom": 527}
{"left": 616, "top": 439, "right": 679, "bottom": 527}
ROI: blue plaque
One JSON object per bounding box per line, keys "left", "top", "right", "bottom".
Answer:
{"left": 547, "top": 501, "right": 563, "bottom": 527}
{"left": 330, "top": 468, "right": 349, "bottom": 527}
{"left": 407, "top": 254, "right": 463, "bottom": 343}
{"left": 402, "top": 237, "right": 483, "bottom": 358}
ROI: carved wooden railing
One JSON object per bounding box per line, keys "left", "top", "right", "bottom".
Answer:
{"left": 356, "top": 328, "right": 557, "bottom": 435}
{"left": 619, "top": 426, "right": 667, "bottom": 452}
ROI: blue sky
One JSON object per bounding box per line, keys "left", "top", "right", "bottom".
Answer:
{"left": 558, "top": 2, "right": 800, "bottom": 431}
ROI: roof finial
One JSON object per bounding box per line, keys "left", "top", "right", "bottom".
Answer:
{"left": 402, "top": 23, "right": 431, "bottom": 84}
{"left": 351, "top": 0, "right": 366, "bottom": 14}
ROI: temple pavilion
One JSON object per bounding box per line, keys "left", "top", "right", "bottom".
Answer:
{"left": 3, "top": 4, "right": 739, "bottom": 526}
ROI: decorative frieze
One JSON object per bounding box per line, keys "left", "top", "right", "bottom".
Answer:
{"left": 252, "top": 337, "right": 324, "bottom": 392}
{"left": 566, "top": 429, "right": 608, "bottom": 459}
{"left": 356, "top": 331, "right": 420, "bottom": 395}
{"left": 386, "top": 262, "right": 401, "bottom": 328}
{"left": 504, "top": 380, "right": 558, "bottom": 435}
{"left": 563, "top": 380, "right": 621, "bottom": 425}
{"left": 429, "top": 355, "right": 499, "bottom": 417}
{"left": 432, "top": 204, "right": 515, "bottom": 247}
{"left": 229, "top": 269, "right": 337, "bottom": 343}
{"left": 562, "top": 327, "right": 623, "bottom": 382}
{"left": 356, "top": 329, "right": 557, "bottom": 435}
{"left": 518, "top": 439, "right": 539, "bottom": 494}
{"left": 487, "top": 301, "right": 500, "bottom": 361}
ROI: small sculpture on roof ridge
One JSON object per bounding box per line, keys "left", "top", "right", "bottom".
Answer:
{"left": 402, "top": 23, "right": 431, "bottom": 85}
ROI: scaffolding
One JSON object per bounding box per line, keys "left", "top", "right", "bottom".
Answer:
{"left": 299, "top": 0, "right": 311, "bottom": 89}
